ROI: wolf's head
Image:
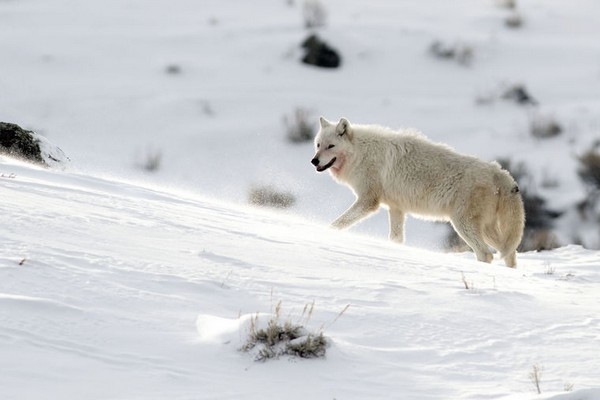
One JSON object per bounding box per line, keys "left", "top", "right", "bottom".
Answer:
{"left": 311, "top": 117, "right": 353, "bottom": 176}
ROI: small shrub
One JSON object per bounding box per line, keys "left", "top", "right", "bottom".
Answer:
{"left": 578, "top": 147, "right": 600, "bottom": 189}
{"left": 461, "top": 272, "right": 477, "bottom": 292}
{"left": 564, "top": 382, "right": 575, "bottom": 392}
{"left": 496, "top": 0, "right": 517, "bottom": 9}
{"left": 544, "top": 261, "right": 555, "bottom": 275}
{"left": 241, "top": 301, "right": 331, "bottom": 362}
{"left": 303, "top": 0, "right": 327, "bottom": 29}
{"left": 139, "top": 149, "right": 162, "bottom": 172}
{"left": 521, "top": 229, "right": 561, "bottom": 252}
{"left": 248, "top": 185, "right": 296, "bottom": 209}
{"left": 530, "top": 113, "right": 563, "bottom": 139}
{"left": 429, "top": 40, "right": 474, "bottom": 66}
{"left": 429, "top": 40, "right": 455, "bottom": 60}
{"left": 199, "top": 100, "right": 215, "bottom": 116}
{"left": 284, "top": 107, "right": 315, "bottom": 143}
{"left": 476, "top": 83, "right": 537, "bottom": 107}
{"left": 501, "top": 84, "right": 537, "bottom": 106}
{"left": 165, "top": 64, "right": 182, "bottom": 75}
{"left": 505, "top": 12, "right": 524, "bottom": 28}
{"left": 529, "top": 363, "right": 543, "bottom": 394}
{"left": 576, "top": 146, "right": 600, "bottom": 226}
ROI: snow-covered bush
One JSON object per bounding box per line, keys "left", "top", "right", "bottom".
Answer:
{"left": 136, "top": 147, "right": 162, "bottom": 172}
{"left": 529, "top": 363, "right": 543, "bottom": 394}
{"left": 248, "top": 185, "right": 296, "bottom": 209}
{"left": 496, "top": 0, "right": 517, "bottom": 9}
{"left": 284, "top": 107, "right": 315, "bottom": 143}
{"left": 303, "top": 0, "right": 327, "bottom": 29}
{"left": 501, "top": 84, "right": 537, "bottom": 106}
{"left": 241, "top": 301, "right": 329, "bottom": 361}
{"left": 165, "top": 64, "right": 181, "bottom": 75}
{"left": 505, "top": 12, "right": 524, "bottom": 28}
{"left": 578, "top": 146, "right": 600, "bottom": 190}
{"left": 576, "top": 146, "right": 600, "bottom": 227}
{"left": 429, "top": 40, "right": 474, "bottom": 66}
{"left": 529, "top": 112, "right": 563, "bottom": 139}
{"left": 475, "top": 82, "right": 537, "bottom": 106}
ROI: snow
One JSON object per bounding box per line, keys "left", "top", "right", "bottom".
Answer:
{"left": 1, "top": 0, "right": 599, "bottom": 398}
{"left": 2, "top": 0, "right": 599, "bottom": 246}
{"left": 1, "top": 158, "right": 599, "bottom": 399}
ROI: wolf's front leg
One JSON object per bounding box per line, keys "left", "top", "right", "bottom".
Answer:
{"left": 331, "top": 197, "right": 379, "bottom": 230}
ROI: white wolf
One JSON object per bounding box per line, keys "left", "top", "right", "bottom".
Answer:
{"left": 311, "top": 117, "right": 525, "bottom": 267}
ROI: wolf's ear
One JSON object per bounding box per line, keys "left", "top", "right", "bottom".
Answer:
{"left": 336, "top": 118, "right": 352, "bottom": 139}
{"left": 319, "top": 117, "right": 332, "bottom": 128}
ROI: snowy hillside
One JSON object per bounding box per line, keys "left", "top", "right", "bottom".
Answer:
{"left": 1, "top": 0, "right": 599, "bottom": 248}
{"left": 1, "top": 159, "right": 599, "bottom": 400}
{"left": 1, "top": 0, "right": 600, "bottom": 398}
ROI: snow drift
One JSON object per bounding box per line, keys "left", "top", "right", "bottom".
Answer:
{"left": 1, "top": 159, "right": 599, "bottom": 399}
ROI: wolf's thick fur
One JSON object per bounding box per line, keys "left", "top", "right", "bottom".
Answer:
{"left": 311, "top": 117, "right": 525, "bottom": 267}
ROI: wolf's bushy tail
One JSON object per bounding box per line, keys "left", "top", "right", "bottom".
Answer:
{"left": 496, "top": 180, "right": 525, "bottom": 267}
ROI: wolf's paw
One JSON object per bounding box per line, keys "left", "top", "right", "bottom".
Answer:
{"left": 330, "top": 220, "right": 348, "bottom": 230}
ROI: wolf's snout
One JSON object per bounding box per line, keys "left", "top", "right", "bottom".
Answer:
{"left": 311, "top": 157, "right": 319, "bottom": 166}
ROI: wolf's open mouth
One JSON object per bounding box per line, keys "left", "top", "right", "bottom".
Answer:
{"left": 317, "top": 157, "right": 337, "bottom": 172}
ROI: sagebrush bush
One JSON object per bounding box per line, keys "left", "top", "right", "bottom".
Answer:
{"left": 576, "top": 146, "right": 600, "bottom": 223}
{"left": 303, "top": 0, "right": 327, "bottom": 29}
{"left": 501, "top": 84, "right": 537, "bottom": 106}
{"left": 248, "top": 185, "right": 296, "bottom": 209}
{"left": 284, "top": 107, "right": 315, "bottom": 143}
{"left": 137, "top": 148, "right": 162, "bottom": 172}
{"left": 496, "top": 0, "right": 517, "bottom": 9}
{"left": 578, "top": 147, "right": 600, "bottom": 189}
{"left": 241, "top": 301, "right": 329, "bottom": 362}
{"left": 529, "top": 113, "right": 563, "bottom": 139}
{"left": 165, "top": 64, "right": 181, "bottom": 75}
{"left": 429, "top": 40, "right": 474, "bottom": 66}
{"left": 529, "top": 364, "right": 543, "bottom": 394}
{"left": 505, "top": 12, "right": 524, "bottom": 28}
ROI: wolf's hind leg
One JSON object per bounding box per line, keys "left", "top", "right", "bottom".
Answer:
{"left": 483, "top": 224, "right": 517, "bottom": 268}
{"left": 451, "top": 218, "right": 493, "bottom": 263}
{"left": 502, "top": 251, "right": 517, "bottom": 268}
{"left": 388, "top": 208, "right": 406, "bottom": 243}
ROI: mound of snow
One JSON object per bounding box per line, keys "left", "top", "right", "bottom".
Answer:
{"left": 1, "top": 161, "right": 599, "bottom": 399}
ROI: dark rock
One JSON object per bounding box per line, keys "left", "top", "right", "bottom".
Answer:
{"left": 429, "top": 40, "right": 456, "bottom": 59}
{"left": 429, "top": 40, "right": 474, "bottom": 66}
{"left": 0, "top": 122, "right": 69, "bottom": 168}
{"left": 502, "top": 84, "right": 537, "bottom": 106}
{"left": 301, "top": 34, "right": 341, "bottom": 69}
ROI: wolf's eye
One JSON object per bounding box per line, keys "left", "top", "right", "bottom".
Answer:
{"left": 327, "top": 144, "right": 335, "bottom": 149}
{"left": 317, "top": 143, "right": 320, "bottom": 148}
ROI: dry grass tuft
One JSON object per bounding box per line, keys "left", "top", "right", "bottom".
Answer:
{"left": 241, "top": 301, "right": 348, "bottom": 362}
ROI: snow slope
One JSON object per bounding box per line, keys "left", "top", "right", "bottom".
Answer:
{"left": 1, "top": 159, "right": 599, "bottom": 400}
{"left": 1, "top": 0, "right": 600, "bottom": 397}
{"left": 1, "top": 0, "right": 599, "bottom": 247}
